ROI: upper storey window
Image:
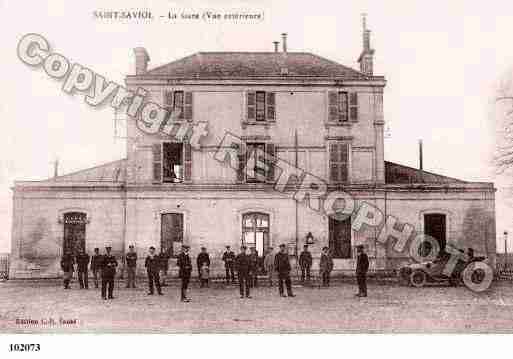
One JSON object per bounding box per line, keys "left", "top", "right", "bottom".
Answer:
{"left": 247, "top": 91, "right": 275, "bottom": 123}
{"left": 328, "top": 91, "right": 358, "bottom": 123}
{"left": 164, "top": 90, "right": 193, "bottom": 121}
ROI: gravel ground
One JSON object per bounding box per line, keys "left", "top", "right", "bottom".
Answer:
{"left": 1, "top": 279, "right": 512, "bottom": 333}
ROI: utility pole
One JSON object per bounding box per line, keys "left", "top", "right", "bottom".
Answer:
{"left": 505, "top": 231, "right": 509, "bottom": 269}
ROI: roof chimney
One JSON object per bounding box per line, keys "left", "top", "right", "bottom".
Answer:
{"left": 357, "top": 13, "right": 374, "bottom": 76}
{"left": 281, "top": 33, "right": 287, "bottom": 53}
{"left": 134, "top": 47, "right": 150, "bottom": 75}
{"left": 273, "top": 41, "right": 279, "bottom": 53}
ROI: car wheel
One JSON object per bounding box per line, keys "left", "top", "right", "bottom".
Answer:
{"left": 410, "top": 270, "right": 426, "bottom": 288}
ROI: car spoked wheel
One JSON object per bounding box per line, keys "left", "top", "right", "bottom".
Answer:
{"left": 410, "top": 270, "right": 426, "bottom": 288}
{"left": 470, "top": 268, "right": 486, "bottom": 284}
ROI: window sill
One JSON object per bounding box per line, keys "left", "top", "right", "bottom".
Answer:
{"left": 242, "top": 120, "right": 276, "bottom": 129}
{"left": 324, "top": 121, "right": 357, "bottom": 128}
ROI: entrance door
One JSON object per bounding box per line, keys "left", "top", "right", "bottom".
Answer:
{"left": 242, "top": 212, "right": 269, "bottom": 257}
{"left": 161, "top": 213, "right": 184, "bottom": 257}
{"left": 329, "top": 216, "right": 352, "bottom": 258}
{"left": 424, "top": 213, "right": 446, "bottom": 254}
{"left": 63, "top": 212, "right": 87, "bottom": 256}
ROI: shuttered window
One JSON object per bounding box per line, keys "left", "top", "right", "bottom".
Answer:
{"left": 247, "top": 91, "right": 276, "bottom": 122}
{"left": 329, "top": 142, "right": 349, "bottom": 183}
{"left": 164, "top": 90, "right": 193, "bottom": 121}
{"left": 328, "top": 91, "right": 358, "bottom": 123}
{"left": 153, "top": 142, "right": 192, "bottom": 183}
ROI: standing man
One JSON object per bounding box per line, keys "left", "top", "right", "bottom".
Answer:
{"left": 356, "top": 245, "right": 369, "bottom": 297}
{"left": 101, "top": 246, "right": 118, "bottom": 300}
{"left": 320, "top": 246, "right": 333, "bottom": 287}
{"left": 145, "top": 246, "right": 163, "bottom": 295}
{"left": 60, "top": 251, "right": 75, "bottom": 289}
{"left": 90, "top": 248, "right": 102, "bottom": 289}
{"left": 125, "top": 245, "right": 138, "bottom": 289}
{"left": 248, "top": 247, "right": 259, "bottom": 288}
{"left": 235, "top": 245, "right": 251, "bottom": 299}
{"left": 299, "top": 245, "right": 313, "bottom": 284}
{"left": 159, "top": 250, "right": 170, "bottom": 287}
{"left": 263, "top": 247, "right": 275, "bottom": 286}
{"left": 274, "top": 244, "right": 295, "bottom": 297}
{"left": 177, "top": 245, "right": 192, "bottom": 302}
{"left": 76, "top": 248, "right": 90, "bottom": 289}
{"left": 222, "top": 245, "right": 236, "bottom": 284}
{"left": 196, "top": 247, "right": 211, "bottom": 288}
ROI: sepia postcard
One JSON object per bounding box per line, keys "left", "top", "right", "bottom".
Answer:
{"left": 1, "top": 0, "right": 513, "bottom": 356}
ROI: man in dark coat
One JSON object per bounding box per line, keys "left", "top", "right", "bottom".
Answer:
{"left": 145, "top": 246, "right": 162, "bottom": 295}
{"left": 177, "top": 245, "right": 192, "bottom": 302}
{"left": 274, "top": 244, "right": 295, "bottom": 297}
{"left": 248, "top": 247, "right": 259, "bottom": 287}
{"left": 90, "top": 248, "right": 102, "bottom": 288}
{"left": 76, "top": 248, "right": 90, "bottom": 289}
{"left": 356, "top": 245, "right": 369, "bottom": 297}
{"left": 60, "top": 252, "right": 75, "bottom": 289}
{"left": 196, "top": 247, "right": 210, "bottom": 288}
{"left": 222, "top": 245, "right": 236, "bottom": 284}
{"left": 299, "top": 245, "right": 313, "bottom": 283}
{"left": 235, "top": 245, "right": 251, "bottom": 298}
{"left": 101, "top": 246, "right": 118, "bottom": 300}
{"left": 125, "top": 245, "right": 137, "bottom": 289}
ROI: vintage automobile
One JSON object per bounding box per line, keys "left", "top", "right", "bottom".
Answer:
{"left": 399, "top": 248, "right": 487, "bottom": 287}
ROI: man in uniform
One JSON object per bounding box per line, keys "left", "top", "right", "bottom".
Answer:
{"left": 196, "top": 246, "right": 211, "bottom": 288}
{"left": 90, "top": 248, "right": 102, "bottom": 289}
{"left": 60, "top": 251, "right": 75, "bottom": 289}
{"left": 299, "top": 244, "right": 313, "bottom": 284}
{"left": 235, "top": 245, "right": 251, "bottom": 299}
{"left": 248, "top": 247, "right": 259, "bottom": 287}
{"left": 222, "top": 245, "right": 236, "bottom": 284}
{"left": 76, "top": 248, "right": 90, "bottom": 289}
{"left": 125, "top": 245, "right": 137, "bottom": 289}
{"left": 320, "top": 246, "right": 334, "bottom": 287}
{"left": 176, "top": 245, "right": 192, "bottom": 302}
{"left": 101, "top": 246, "right": 118, "bottom": 300}
{"left": 355, "top": 245, "right": 369, "bottom": 297}
{"left": 274, "top": 244, "right": 295, "bottom": 297}
{"left": 144, "top": 246, "right": 163, "bottom": 295}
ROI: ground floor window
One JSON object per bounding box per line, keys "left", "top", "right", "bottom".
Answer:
{"left": 161, "top": 213, "right": 184, "bottom": 257}
{"left": 242, "top": 212, "right": 269, "bottom": 257}
{"left": 329, "top": 216, "right": 351, "bottom": 259}
{"left": 63, "top": 212, "right": 87, "bottom": 256}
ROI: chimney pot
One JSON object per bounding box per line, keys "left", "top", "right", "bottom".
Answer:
{"left": 134, "top": 47, "right": 150, "bottom": 75}
{"left": 273, "top": 41, "right": 279, "bottom": 53}
{"left": 281, "top": 33, "right": 287, "bottom": 53}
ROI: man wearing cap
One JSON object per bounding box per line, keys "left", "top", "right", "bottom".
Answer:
{"left": 145, "top": 246, "right": 163, "bottom": 295}
{"left": 355, "top": 245, "right": 369, "bottom": 297}
{"left": 90, "top": 248, "right": 102, "bottom": 289}
{"left": 101, "top": 246, "right": 118, "bottom": 300}
{"left": 76, "top": 248, "right": 90, "bottom": 289}
{"left": 222, "top": 245, "right": 236, "bottom": 284}
{"left": 196, "top": 247, "right": 210, "bottom": 288}
{"left": 263, "top": 247, "right": 275, "bottom": 286}
{"left": 177, "top": 245, "right": 192, "bottom": 302}
{"left": 274, "top": 244, "right": 295, "bottom": 297}
{"left": 299, "top": 245, "right": 313, "bottom": 284}
{"left": 235, "top": 245, "right": 251, "bottom": 298}
{"left": 125, "top": 245, "right": 138, "bottom": 289}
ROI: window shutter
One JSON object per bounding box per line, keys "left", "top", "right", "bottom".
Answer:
{"left": 328, "top": 91, "right": 338, "bottom": 122}
{"left": 237, "top": 143, "right": 246, "bottom": 183}
{"left": 184, "top": 91, "right": 193, "bottom": 121}
{"left": 266, "top": 143, "right": 276, "bottom": 182}
{"left": 339, "top": 92, "right": 348, "bottom": 122}
{"left": 329, "top": 143, "right": 338, "bottom": 182}
{"left": 247, "top": 92, "right": 256, "bottom": 120}
{"left": 183, "top": 143, "right": 192, "bottom": 182}
{"left": 340, "top": 143, "right": 349, "bottom": 182}
{"left": 164, "top": 91, "right": 173, "bottom": 108}
{"left": 349, "top": 92, "right": 358, "bottom": 122}
{"left": 266, "top": 92, "right": 275, "bottom": 121}
{"left": 152, "top": 143, "right": 162, "bottom": 183}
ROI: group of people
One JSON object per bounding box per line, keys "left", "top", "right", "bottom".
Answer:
{"left": 60, "top": 242, "right": 370, "bottom": 302}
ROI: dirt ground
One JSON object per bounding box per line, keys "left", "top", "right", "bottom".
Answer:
{"left": 1, "top": 279, "right": 512, "bottom": 333}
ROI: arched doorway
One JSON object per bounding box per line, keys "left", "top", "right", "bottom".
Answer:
{"left": 63, "top": 212, "right": 87, "bottom": 256}
{"left": 242, "top": 212, "right": 270, "bottom": 257}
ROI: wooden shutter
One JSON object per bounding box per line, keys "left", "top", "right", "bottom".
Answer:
{"left": 164, "top": 91, "right": 173, "bottom": 108}
{"left": 237, "top": 143, "right": 246, "bottom": 183}
{"left": 152, "top": 143, "right": 162, "bottom": 183}
{"left": 340, "top": 143, "right": 348, "bottom": 182}
{"left": 183, "top": 143, "right": 192, "bottom": 182}
{"left": 266, "top": 92, "right": 275, "bottom": 121}
{"left": 349, "top": 92, "right": 358, "bottom": 122}
{"left": 266, "top": 143, "right": 276, "bottom": 182}
{"left": 247, "top": 92, "right": 256, "bottom": 120}
{"left": 339, "top": 92, "right": 348, "bottom": 122}
{"left": 328, "top": 91, "right": 338, "bottom": 122}
{"left": 329, "top": 143, "right": 339, "bottom": 182}
{"left": 184, "top": 91, "right": 193, "bottom": 121}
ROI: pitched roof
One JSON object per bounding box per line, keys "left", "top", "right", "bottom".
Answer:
{"left": 35, "top": 159, "right": 127, "bottom": 183}
{"left": 385, "top": 161, "right": 465, "bottom": 184}
{"left": 144, "top": 52, "right": 369, "bottom": 79}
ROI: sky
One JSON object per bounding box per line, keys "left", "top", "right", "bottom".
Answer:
{"left": 1, "top": 0, "right": 513, "bottom": 253}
